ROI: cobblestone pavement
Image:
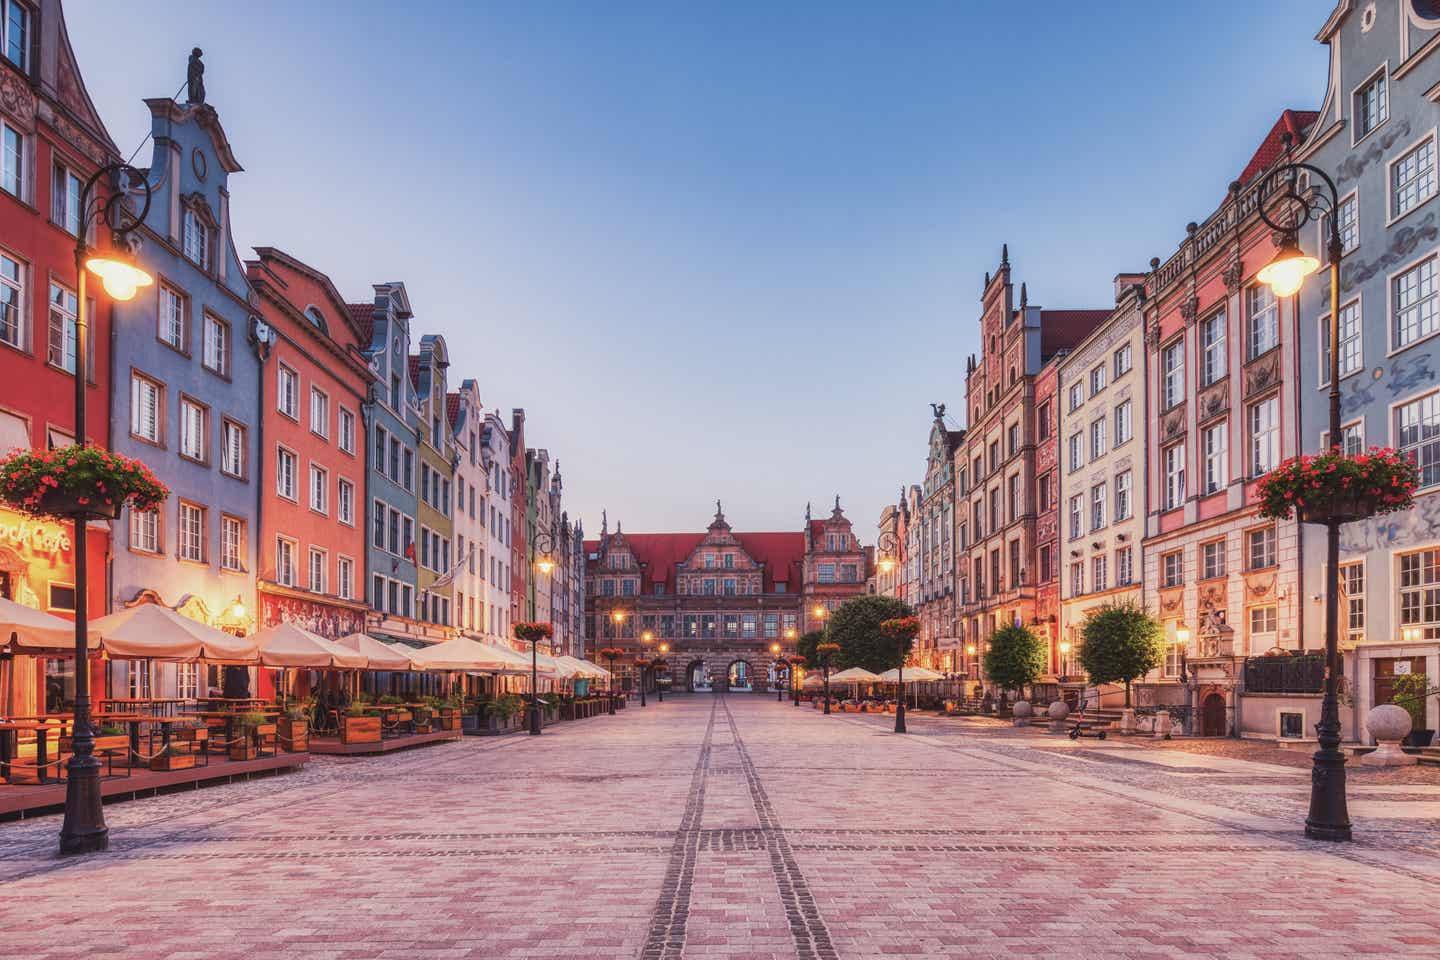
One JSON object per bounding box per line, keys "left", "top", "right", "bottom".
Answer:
{"left": 3, "top": 696, "right": 1440, "bottom": 959}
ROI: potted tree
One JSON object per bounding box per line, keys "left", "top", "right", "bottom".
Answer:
{"left": 229, "top": 711, "right": 273, "bottom": 761}
{"left": 1391, "top": 672, "right": 1435, "bottom": 748}
{"left": 1077, "top": 602, "right": 1165, "bottom": 732}
{"left": 0, "top": 444, "right": 169, "bottom": 521}
{"left": 983, "top": 623, "right": 1048, "bottom": 715}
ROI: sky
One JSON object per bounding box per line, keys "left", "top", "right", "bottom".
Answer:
{"left": 67, "top": 0, "right": 1330, "bottom": 539}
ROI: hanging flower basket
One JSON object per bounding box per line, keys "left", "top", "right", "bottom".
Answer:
{"left": 880, "top": 617, "right": 921, "bottom": 642}
{"left": 1257, "top": 448, "right": 1418, "bottom": 525}
{"left": 513, "top": 621, "right": 554, "bottom": 644}
{"left": 0, "top": 444, "right": 168, "bottom": 521}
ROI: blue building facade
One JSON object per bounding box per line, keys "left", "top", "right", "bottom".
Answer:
{"left": 351, "top": 283, "right": 423, "bottom": 640}
{"left": 110, "top": 88, "right": 261, "bottom": 666}
{"left": 1298, "top": 2, "right": 1440, "bottom": 736}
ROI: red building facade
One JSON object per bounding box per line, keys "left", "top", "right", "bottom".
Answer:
{"left": 1032, "top": 355, "right": 1062, "bottom": 679}
{"left": 246, "top": 247, "right": 373, "bottom": 638}
{"left": 0, "top": 2, "right": 120, "bottom": 714}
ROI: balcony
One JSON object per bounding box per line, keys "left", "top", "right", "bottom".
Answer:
{"left": 1243, "top": 653, "right": 1331, "bottom": 695}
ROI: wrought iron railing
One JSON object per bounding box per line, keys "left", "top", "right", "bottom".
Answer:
{"left": 1243, "top": 653, "right": 1332, "bottom": 694}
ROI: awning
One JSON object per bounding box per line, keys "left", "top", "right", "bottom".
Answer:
{"left": 336, "top": 632, "right": 420, "bottom": 671}
{"left": 556, "top": 655, "right": 608, "bottom": 680}
{"left": 876, "top": 666, "right": 945, "bottom": 682}
{"left": 89, "top": 603, "right": 259, "bottom": 662}
{"left": 0, "top": 598, "right": 86, "bottom": 654}
{"left": 253, "top": 623, "right": 367, "bottom": 669}
{"left": 411, "top": 636, "right": 534, "bottom": 672}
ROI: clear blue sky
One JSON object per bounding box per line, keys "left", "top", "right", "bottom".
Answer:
{"left": 68, "top": 0, "right": 1328, "bottom": 538}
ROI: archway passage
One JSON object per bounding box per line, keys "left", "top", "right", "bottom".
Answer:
{"left": 1201, "top": 693, "right": 1227, "bottom": 737}
{"left": 686, "top": 660, "right": 710, "bottom": 693}
{"left": 727, "top": 660, "right": 752, "bottom": 692}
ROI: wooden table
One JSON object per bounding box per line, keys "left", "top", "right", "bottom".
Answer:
{"left": 0, "top": 720, "right": 52, "bottom": 784}
{"left": 102, "top": 697, "right": 186, "bottom": 718}
{"left": 192, "top": 709, "right": 280, "bottom": 752}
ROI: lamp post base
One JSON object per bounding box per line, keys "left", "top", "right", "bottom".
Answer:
{"left": 1305, "top": 744, "right": 1352, "bottom": 841}
{"left": 528, "top": 706, "right": 542, "bottom": 736}
{"left": 58, "top": 755, "right": 108, "bottom": 855}
{"left": 894, "top": 701, "right": 907, "bottom": 734}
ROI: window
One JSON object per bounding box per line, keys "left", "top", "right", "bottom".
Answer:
{"left": 159, "top": 284, "right": 186, "bottom": 350}
{"left": 1089, "top": 363, "right": 1106, "bottom": 396}
{"left": 818, "top": 563, "right": 836, "bottom": 584}
{"left": 1323, "top": 420, "right": 1364, "bottom": 456}
{"left": 372, "top": 499, "right": 385, "bottom": 549}
{"left": 1200, "top": 308, "right": 1226, "bottom": 386}
{"left": 309, "top": 463, "right": 327, "bottom": 514}
{"left": 1008, "top": 473, "right": 1021, "bottom": 521}
{"left": 177, "top": 662, "right": 200, "bottom": 701}
{"left": 1392, "top": 135, "right": 1436, "bottom": 219}
{"left": 1089, "top": 417, "right": 1106, "bottom": 460}
{"left": 1091, "top": 555, "right": 1108, "bottom": 593}
{"left": 309, "top": 548, "right": 326, "bottom": 594}
{"left": 1114, "top": 400, "right": 1132, "bottom": 446}
{"left": 1400, "top": 548, "right": 1440, "bottom": 640}
{"left": 201, "top": 314, "right": 229, "bottom": 375}
{"left": 1397, "top": 390, "right": 1440, "bottom": 488}
{"left": 1068, "top": 494, "right": 1083, "bottom": 540}
{"left": 1113, "top": 343, "right": 1132, "bottom": 377}
{"left": 276, "top": 537, "right": 296, "bottom": 587}
{"left": 1202, "top": 421, "right": 1228, "bottom": 495}
{"left": 338, "top": 408, "right": 355, "bottom": 454}
{"left": 1249, "top": 605, "right": 1277, "bottom": 645}
{"left": 1394, "top": 255, "right": 1437, "bottom": 349}
{"left": 1342, "top": 560, "right": 1364, "bottom": 643}
{"left": 277, "top": 365, "right": 299, "bottom": 419}
{"left": 1090, "top": 483, "right": 1106, "bottom": 531}
{"left": 51, "top": 163, "right": 81, "bottom": 236}
{"left": 1324, "top": 194, "right": 1359, "bottom": 260}
{"left": 1037, "top": 473, "right": 1053, "bottom": 513}
{"left": 0, "top": 120, "right": 20, "bottom": 199}
{"left": 182, "top": 208, "right": 210, "bottom": 269}
{"left": 1246, "top": 285, "right": 1278, "bottom": 360}
{"left": 1007, "top": 422, "right": 1020, "bottom": 457}
{"left": 337, "top": 556, "right": 354, "bottom": 600}
{"left": 2, "top": 2, "right": 26, "bottom": 73}
{"left": 1247, "top": 526, "right": 1277, "bottom": 570}
{"left": 338, "top": 478, "right": 354, "bottom": 525}
{"left": 0, "top": 252, "right": 20, "bottom": 348}
{"left": 1068, "top": 432, "right": 1083, "bottom": 472}
{"left": 1201, "top": 539, "right": 1226, "bottom": 579}
{"left": 1280, "top": 711, "right": 1305, "bottom": 739}
{"left": 1161, "top": 339, "right": 1184, "bottom": 409}
{"left": 1115, "top": 470, "right": 1132, "bottom": 521}
{"left": 221, "top": 516, "right": 243, "bottom": 571}
{"left": 1070, "top": 562, "right": 1083, "bottom": 596}
{"left": 1354, "top": 69, "right": 1388, "bottom": 139}
{"left": 1319, "top": 299, "right": 1362, "bottom": 383}
{"left": 1165, "top": 638, "right": 1185, "bottom": 678}
{"left": 1037, "top": 401, "right": 1051, "bottom": 440}
{"left": 1162, "top": 551, "right": 1183, "bottom": 589}
{"left": 1038, "top": 544, "right": 1053, "bottom": 583}
{"left": 1116, "top": 547, "right": 1133, "bottom": 587}
{"left": 310, "top": 388, "right": 329, "bottom": 438}
{"left": 221, "top": 418, "right": 245, "bottom": 478}
{"left": 402, "top": 449, "right": 413, "bottom": 491}
{"left": 47, "top": 282, "right": 78, "bottom": 373}
{"left": 1163, "top": 442, "right": 1185, "bottom": 511}
{"left": 1249, "top": 396, "right": 1279, "bottom": 477}
{"left": 130, "top": 508, "right": 160, "bottom": 554}
{"left": 130, "top": 373, "right": 162, "bottom": 443}
{"left": 179, "top": 397, "right": 207, "bottom": 462}
{"left": 276, "top": 447, "right": 297, "bottom": 501}
{"left": 177, "top": 502, "right": 205, "bottom": 562}
{"left": 1068, "top": 382, "right": 1083, "bottom": 412}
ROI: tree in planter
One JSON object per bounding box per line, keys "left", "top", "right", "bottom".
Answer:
{"left": 1391, "top": 672, "right": 1433, "bottom": 744}
{"left": 1077, "top": 602, "right": 1164, "bottom": 708}
{"left": 983, "top": 623, "right": 1047, "bottom": 708}
{"left": 825, "top": 595, "right": 915, "bottom": 673}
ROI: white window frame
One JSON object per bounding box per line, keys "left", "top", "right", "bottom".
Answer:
{"left": 1249, "top": 395, "right": 1279, "bottom": 478}
{"left": 1319, "top": 296, "right": 1363, "bottom": 385}
{"left": 1163, "top": 442, "right": 1185, "bottom": 511}
{"left": 177, "top": 502, "right": 205, "bottom": 563}
{"left": 129, "top": 507, "right": 160, "bottom": 554}
{"left": 337, "top": 555, "right": 355, "bottom": 601}
{"left": 338, "top": 406, "right": 356, "bottom": 454}
{"left": 1245, "top": 284, "right": 1278, "bottom": 361}
{"left": 1389, "top": 252, "right": 1439, "bottom": 354}
{"left": 0, "top": 250, "right": 22, "bottom": 350}
{"left": 130, "top": 372, "right": 162, "bottom": 444}
{"left": 1115, "top": 470, "right": 1132, "bottom": 521}
{"left": 159, "top": 283, "right": 186, "bottom": 351}
{"left": 276, "top": 536, "right": 297, "bottom": 588}
{"left": 221, "top": 418, "right": 245, "bottom": 479}
{"left": 1114, "top": 399, "right": 1132, "bottom": 446}
{"left": 203, "top": 314, "right": 229, "bottom": 375}
{"left": 1394, "top": 386, "right": 1440, "bottom": 489}
{"left": 0, "top": 120, "right": 22, "bottom": 201}
{"left": 1200, "top": 307, "right": 1227, "bottom": 386}
{"left": 1351, "top": 63, "right": 1389, "bottom": 144}
{"left": 1388, "top": 129, "right": 1437, "bottom": 225}
{"left": 276, "top": 446, "right": 298, "bottom": 501}
{"left": 337, "top": 477, "right": 354, "bottom": 526}
{"left": 309, "top": 463, "right": 328, "bottom": 515}
{"left": 178, "top": 397, "right": 207, "bottom": 463}
{"left": 1161, "top": 338, "right": 1184, "bottom": 410}
{"left": 182, "top": 207, "right": 210, "bottom": 270}
{"left": 1202, "top": 420, "right": 1228, "bottom": 495}
{"left": 220, "top": 515, "right": 244, "bottom": 572}
{"left": 308, "top": 546, "right": 327, "bottom": 594}
{"left": 309, "top": 386, "right": 329, "bottom": 439}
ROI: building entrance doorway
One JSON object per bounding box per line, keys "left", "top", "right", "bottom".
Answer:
{"left": 687, "top": 660, "right": 711, "bottom": 693}
{"left": 727, "top": 660, "right": 751, "bottom": 692}
{"left": 1201, "top": 692, "right": 1227, "bottom": 737}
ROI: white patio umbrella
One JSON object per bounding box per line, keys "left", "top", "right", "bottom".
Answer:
{"left": 829, "top": 666, "right": 881, "bottom": 701}
{"left": 0, "top": 598, "right": 89, "bottom": 717}
{"left": 411, "top": 636, "right": 535, "bottom": 672}
{"left": 876, "top": 666, "right": 945, "bottom": 682}
{"left": 336, "top": 632, "right": 419, "bottom": 671}
{"left": 253, "top": 623, "right": 368, "bottom": 669}
{"left": 90, "top": 603, "right": 259, "bottom": 662}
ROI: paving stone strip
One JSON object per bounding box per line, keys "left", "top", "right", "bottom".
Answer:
{"left": 639, "top": 696, "right": 718, "bottom": 960}
{"left": 721, "top": 696, "right": 839, "bottom": 960}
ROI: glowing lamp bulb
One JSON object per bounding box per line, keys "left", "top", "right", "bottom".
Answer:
{"left": 85, "top": 256, "right": 153, "bottom": 302}
{"left": 1256, "top": 238, "right": 1320, "bottom": 298}
{"left": 537, "top": 558, "right": 555, "bottom": 574}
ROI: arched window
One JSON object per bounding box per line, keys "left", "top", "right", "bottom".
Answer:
{"left": 304, "top": 306, "right": 327, "bottom": 332}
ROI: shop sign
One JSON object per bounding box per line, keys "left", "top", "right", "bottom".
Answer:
{"left": 0, "top": 515, "right": 72, "bottom": 560}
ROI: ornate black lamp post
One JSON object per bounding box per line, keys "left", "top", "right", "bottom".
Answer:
{"left": 1253, "top": 155, "right": 1349, "bottom": 841}
{"left": 516, "top": 621, "right": 554, "bottom": 736}
{"left": 60, "top": 163, "right": 154, "bottom": 856}
{"left": 816, "top": 642, "right": 839, "bottom": 715}
{"left": 882, "top": 617, "right": 919, "bottom": 735}
{"left": 788, "top": 652, "right": 805, "bottom": 707}
{"left": 656, "top": 642, "right": 669, "bottom": 702}
{"left": 634, "top": 656, "right": 652, "bottom": 708}
{"left": 598, "top": 646, "right": 623, "bottom": 715}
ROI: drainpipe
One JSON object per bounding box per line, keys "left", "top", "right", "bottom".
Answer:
{"left": 252, "top": 318, "right": 271, "bottom": 623}
{"left": 106, "top": 287, "right": 119, "bottom": 616}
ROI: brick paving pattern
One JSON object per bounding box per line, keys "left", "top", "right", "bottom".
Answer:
{"left": 3, "top": 697, "right": 1440, "bottom": 958}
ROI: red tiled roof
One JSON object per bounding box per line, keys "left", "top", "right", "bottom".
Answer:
{"left": 445, "top": 392, "right": 461, "bottom": 426}
{"left": 347, "top": 303, "right": 374, "bottom": 345}
{"left": 592, "top": 531, "right": 806, "bottom": 593}
{"left": 1039, "top": 309, "right": 1110, "bottom": 361}
{"left": 1235, "top": 109, "right": 1319, "bottom": 186}
{"left": 407, "top": 354, "right": 421, "bottom": 389}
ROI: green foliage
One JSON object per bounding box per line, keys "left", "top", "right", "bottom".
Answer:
{"left": 982, "top": 624, "right": 1047, "bottom": 692}
{"left": 485, "top": 693, "right": 525, "bottom": 720}
{"left": 825, "top": 595, "right": 916, "bottom": 673}
{"left": 98, "top": 723, "right": 126, "bottom": 737}
{"left": 796, "top": 630, "right": 826, "bottom": 669}
{"left": 1392, "top": 672, "right": 1430, "bottom": 730}
{"left": 239, "top": 711, "right": 269, "bottom": 728}
{"left": 1078, "top": 602, "right": 1164, "bottom": 706}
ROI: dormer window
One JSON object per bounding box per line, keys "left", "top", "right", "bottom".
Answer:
{"left": 304, "top": 306, "right": 327, "bottom": 331}
{"left": 182, "top": 208, "right": 210, "bottom": 270}
{"left": 2, "top": 1, "right": 28, "bottom": 73}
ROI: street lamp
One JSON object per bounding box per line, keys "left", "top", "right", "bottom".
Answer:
{"left": 1058, "top": 639, "right": 1072, "bottom": 683}
{"left": 770, "top": 641, "right": 785, "bottom": 702}
{"left": 656, "top": 641, "right": 670, "bottom": 702}
{"left": 816, "top": 641, "right": 840, "bottom": 715}
{"left": 636, "top": 625, "right": 650, "bottom": 708}
{"left": 598, "top": 646, "right": 623, "bottom": 715}
{"left": 60, "top": 163, "right": 153, "bottom": 857}
{"left": 1255, "top": 157, "right": 1349, "bottom": 841}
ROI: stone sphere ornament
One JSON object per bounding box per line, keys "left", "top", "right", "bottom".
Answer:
{"left": 1012, "top": 700, "right": 1032, "bottom": 718}
{"left": 1360, "top": 704, "right": 1416, "bottom": 767}
{"left": 1047, "top": 701, "right": 1070, "bottom": 721}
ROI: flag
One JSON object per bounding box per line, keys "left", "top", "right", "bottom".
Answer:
{"left": 429, "top": 542, "right": 471, "bottom": 591}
